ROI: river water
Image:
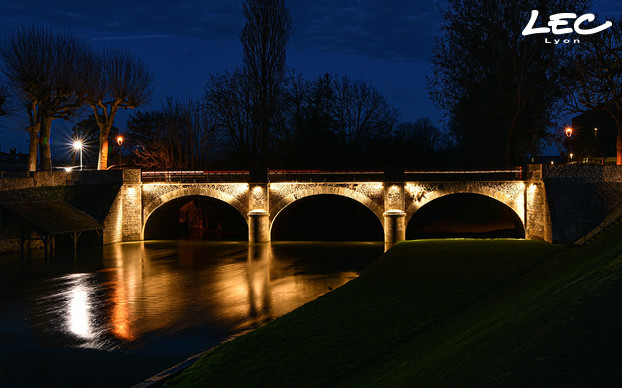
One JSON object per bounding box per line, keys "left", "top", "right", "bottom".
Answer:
{"left": 0, "top": 241, "right": 382, "bottom": 387}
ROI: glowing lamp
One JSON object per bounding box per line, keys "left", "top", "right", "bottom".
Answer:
{"left": 565, "top": 127, "right": 573, "bottom": 137}
{"left": 73, "top": 140, "right": 84, "bottom": 171}
{"left": 117, "top": 136, "right": 124, "bottom": 146}
{"left": 73, "top": 140, "right": 83, "bottom": 150}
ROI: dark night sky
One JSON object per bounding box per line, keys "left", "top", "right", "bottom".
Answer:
{"left": 0, "top": 1, "right": 620, "bottom": 157}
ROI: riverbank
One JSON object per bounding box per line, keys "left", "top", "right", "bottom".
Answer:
{"left": 170, "top": 227, "right": 622, "bottom": 386}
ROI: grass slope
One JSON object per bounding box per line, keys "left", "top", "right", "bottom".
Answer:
{"left": 170, "top": 228, "right": 622, "bottom": 387}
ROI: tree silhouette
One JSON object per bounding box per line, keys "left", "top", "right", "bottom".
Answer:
{"left": 0, "top": 82, "right": 7, "bottom": 116}
{"left": 428, "top": 0, "right": 589, "bottom": 166}
{"left": 330, "top": 74, "right": 397, "bottom": 152}
{"left": 86, "top": 48, "right": 152, "bottom": 170}
{"left": 128, "top": 98, "right": 215, "bottom": 170}
{"left": 0, "top": 26, "right": 91, "bottom": 171}
{"left": 204, "top": 69, "right": 255, "bottom": 166}
{"left": 240, "top": 0, "right": 293, "bottom": 165}
{"left": 567, "top": 17, "right": 622, "bottom": 164}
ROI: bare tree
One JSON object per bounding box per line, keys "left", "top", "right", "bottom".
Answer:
{"left": 240, "top": 0, "right": 292, "bottom": 164}
{"left": 87, "top": 48, "right": 152, "bottom": 170}
{"left": 0, "top": 82, "right": 7, "bottom": 117}
{"left": 204, "top": 69, "right": 255, "bottom": 165}
{"left": 128, "top": 98, "right": 215, "bottom": 170}
{"left": 0, "top": 26, "right": 91, "bottom": 171}
{"left": 330, "top": 75, "right": 398, "bottom": 149}
{"left": 567, "top": 17, "right": 622, "bottom": 164}
{"left": 396, "top": 118, "right": 442, "bottom": 152}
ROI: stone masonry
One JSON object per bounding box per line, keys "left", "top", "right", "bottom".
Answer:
{"left": 5, "top": 165, "right": 589, "bottom": 251}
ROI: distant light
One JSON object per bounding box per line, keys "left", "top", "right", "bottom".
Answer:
{"left": 117, "top": 136, "right": 124, "bottom": 146}
{"left": 73, "top": 140, "right": 83, "bottom": 150}
{"left": 570, "top": 153, "right": 574, "bottom": 159}
{"left": 565, "top": 127, "right": 573, "bottom": 137}
{"left": 594, "top": 127, "right": 598, "bottom": 132}
{"left": 550, "top": 161, "right": 554, "bottom": 165}
{"left": 64, "top": 167, "right": 72, "bottom": 172}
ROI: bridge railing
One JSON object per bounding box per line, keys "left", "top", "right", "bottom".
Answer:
{"left": 141, "top": 168, "right": 524, "bottom": 183}
{"left": 404, "top": 168, "right": 523, "bottom": 181}
{"left": 141, "top": 170, "right": 250, "bottom": 183}
{"left": 269, "top": 170, "right": 385, "bottom": 182}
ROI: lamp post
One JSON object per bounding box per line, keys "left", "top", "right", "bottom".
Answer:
{"left": 73, "top": 140, "right": 83, "bottom": 171}
{"left": 565, "top": 126, "right": 573, "bottom": 164}
{"left": 116, "top": 135, "right": 124, "bottom": 168}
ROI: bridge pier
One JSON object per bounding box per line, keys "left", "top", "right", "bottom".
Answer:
{"left": 383, "top": 178, "right": 406, "bottom": 244}
{"left": 248, "top": 178, "right": 270, "bottom": 243}
{"left": 248, "top": 210, "right": 270, "bottom": 243}
{"left": 384, "top": 210, "right": 406, "bottom": 244}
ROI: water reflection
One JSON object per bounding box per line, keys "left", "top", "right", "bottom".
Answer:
{"left": 12, "top": 241, "right": 381, "bottom": 357}
{"left": 67, "top": 274, "right": 94, "bottom": 340}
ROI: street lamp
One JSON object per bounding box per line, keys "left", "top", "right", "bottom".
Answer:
{"left": 565, "top": 127, "right": 573, "bottom": 164}
{"left": 116, "top": 135, "right": 124, "bottom": 168}
{"left": 73, "top": 140, "right": 83, "bottom": 171}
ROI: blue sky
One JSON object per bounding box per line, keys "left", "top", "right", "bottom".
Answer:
{"left": 0, "top": 1, "right": 620, "bottom": 155}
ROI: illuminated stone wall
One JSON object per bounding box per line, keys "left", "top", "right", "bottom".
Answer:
{"left": 141, "top": 182, "right": 250, "bottom": 239}
{"left": 141, "top": 176, "right": 546, "bottom": 243}
{"left": 103, "top": 169, "right": 143, "bottom": 244}
{"left": 404, "top": 181, "right": 527, "bottom": 226}
{"left": 268, "top": 182, "right": 386, "bottom": 225}
{"left": 543, "top": 165, "right": 622, "bottom": 243}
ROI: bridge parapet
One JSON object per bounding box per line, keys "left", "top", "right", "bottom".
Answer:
{"left": 133, "top": 167, "right": 551, "bottom": 244}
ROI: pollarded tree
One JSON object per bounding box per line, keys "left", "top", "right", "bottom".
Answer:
{"left": 0, "top": 26, "right": 91, "bottom": 171}
{"left": 240, "top": 0, "right": 293, "bottom": 164}
{"left": 428, "top": 0, "right": 589, "bottom": 166}
{"left": 567, "top": 17, "right": 622, "bottom": 164}
{"left": 87, "top": 48, "right": 152, "bottom": 170}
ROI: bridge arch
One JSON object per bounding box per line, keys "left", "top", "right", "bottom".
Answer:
{"left": 142, "top": 186, "right": 249, "bottom": 239}
{"left": 270, "top": 193, "right": 385, "bottom": 240}
{"left": 269, "top": 185, "right": 385, "bottom": 232}
{"left": 406, "top": 192, "right": 525, "bottom": 239}
{"left": 404, "top": 183, "right": 525, "bottom": 226}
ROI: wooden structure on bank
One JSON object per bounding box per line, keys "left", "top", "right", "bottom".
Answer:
{"left": 0, "top": 201, "right": 103, "bottom": 257}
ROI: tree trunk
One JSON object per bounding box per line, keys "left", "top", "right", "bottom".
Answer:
{"left": 39, "top": 115, "right": 53, "bottom": 171}
{"left": 98, "top": 135, "right": 109, "bottom": 170}
{"left": 617, "top": 125, "right": 622, "bottom": 166}
{"left": 27, "top": 126, "right": 39, "bottom": 173}
{"left": 96, "top": 110, "right": 117, "bottom": 170}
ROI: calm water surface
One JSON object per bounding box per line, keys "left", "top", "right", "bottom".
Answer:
{"left": 0, "top": 241, "right": 382, "bottom": 387}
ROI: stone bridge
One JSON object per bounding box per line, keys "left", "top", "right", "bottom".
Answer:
{"left": 107, "top": 167, "right": 551, "bottom": 244}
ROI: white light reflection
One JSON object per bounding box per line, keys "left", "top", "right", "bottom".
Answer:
{"left": 66, "top": 275, "right": 95, "bottom": 340}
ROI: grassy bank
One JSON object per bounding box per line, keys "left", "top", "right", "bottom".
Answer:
{"left": 170, "top": 227, "right": 622, "bottom": 386}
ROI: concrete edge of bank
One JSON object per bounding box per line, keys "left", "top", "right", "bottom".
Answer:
{"left": 131, "top": 329, "right": 256, "bottom": 388}
{"left": 131, "top": 348, "right": 214, "bottom": 388}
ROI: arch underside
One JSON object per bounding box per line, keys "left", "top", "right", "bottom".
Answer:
{"left": 405, "top": 183, "right": 525, "bottom": 228}
{"left": 269, "top": 186, "right": 385, "bottom": 230}
{"left": 142, "top": 186, "right": 249, "bottom": 238}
